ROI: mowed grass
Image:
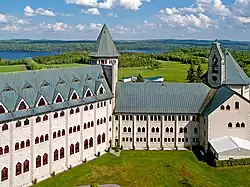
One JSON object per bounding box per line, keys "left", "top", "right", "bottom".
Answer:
{"left": 51, "top": 63, "right": 88, "bottom": 68}
{"left": 119, "top": 61, "right": 208, "bottom": 82}
{"left": 0, "top": 65, "right": 26, "bottom": 73}
{"left": 35, "top": 151, "right": 250, "bottom": 187}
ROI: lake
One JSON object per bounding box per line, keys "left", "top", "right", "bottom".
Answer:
{"left": 0, "top": 49, "right": 168, "bottom": 60}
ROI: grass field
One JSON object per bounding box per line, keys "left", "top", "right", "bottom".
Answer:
{"left": 51, "top": 63, "right": 88, "bottom": 68}
{"left": 0, "top": 65, "right": 26, "bottom": 73}
{"left": 119, "top": 61, "right": 208, "bottom": 82}
{"left": 35, "top": 151, "right": 250, "bottom": 187}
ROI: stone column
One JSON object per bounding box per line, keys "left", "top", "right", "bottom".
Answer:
{"left": 49, "top": 113, "right": 53, "bottom": 173}
{"left": 175, "top": 115, "right": 179, "bottom": 149}
{"left": 147, "top": 115, "right": 150, "bottom": 149}
{"left": 94, "top": 104, "right": 97, "bottom": 154}
{"left": 118, "top": 115, "right": 122, "bottom": 147}
{"left": 133, "top": 115, "right": 136, "bottom": 149}
{"left": 161, "top": 115, "right": 164, "bottom": 150}
{"left": 9, "top": 121, "right": 14, "bottom": 187}
{"left": 80, "top": 106, "right": 84, "bottom": 161}
{"left": 106, "top": 100, "right": 109, "bottom": 149}
{"left": 30, "top": 117, "right": 34, "bottom": 184}
{"left": 111, "top": 115, "right": 115, "bottom": 148}
{"left": 65, "top": 110, "right": 69, "bottom": 168}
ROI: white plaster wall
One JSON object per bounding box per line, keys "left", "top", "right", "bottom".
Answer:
{"left": 149, "top": 120, "right": 161, "bottom": 149}
{"left": 163, "top": 120, "right": 175, "bottom": 148}
{"left": 135, "top": 120, "right": 147, "bottom": 149}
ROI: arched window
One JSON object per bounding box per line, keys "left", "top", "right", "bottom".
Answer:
{"left": 1, "top": 167, "right": 8, "bottom": 181}
{"left": 16, "top": 121, "right": 21, "bottom": 128}
{"left": 70, "top": 109, "right": 74, "bottom": 115}
{"left": 26, "top": 139, "right": 30, "bottom": 147}
{"left": 60, "top": 111, "right": 65, "bottom": 117}
{"left": 151, "top": 127, "right": 155, "bottom": 133}
{"left": 0, "top": 147, "right": 2, "bottom": 155}
{"left": 84, "top": 106, "right": 88, "bottom": 111}
{"left": 89, "top": 137, "right": 93, "bottom": 148}
{"left": 16, "top": 162, "right": 22, "bottom": 176}
{"left": 69, "top": 127, "right": 72, "bottom": 134}
{"left": 2, "top": 124, "right": 8, "bottom": 131}
{"left": 57, "top": 130, "right": 61, "bottom": 137}
{"left": 87, "top": 122, "right": 90, "bottom": 128}
{"left": 38, "top": 98, "right": 46, "bottom": 106}
{"left": 54, "top": 112, "right": 58, "bottom": 118}
{"left": 45, "top": 134, "right": 49, "bottom": 141}
{"left": 85, "top": 90, "right": 92, "bottom": 97}
{"left": 97, "top": 134, "right": 101, "bottom": 145}
{"left": 228, "top": 122, "right": 232, "bottom": 128}
{"left": 20, "top": 141, "right": 25, "bottom": 149}
{"left": 36, "top": 155, "right": 41, "bottom": 168}
{"left": 166, "top": 127, "right": 169, "bottom": 133}
{"left": 76, "top": 107, "right": 80, "bottom": 113}
{"left": 102, "top": 133, "right": 105, "bottom": 143}
{"left": 0, "top": 105, "right": 5, "bottom": 114}
{"left": 40, "top": 135, "right": 44, "bottom": 143}
{"left": 123, "top": 127, "right": 127, "bottom": 132}
{"left": 241, "top": 122, "right": 245, "bottom": 128}
{"left": 170, "top": 127, "right": 173, "bottom": 133}
{"left": 97, "top": 119, "right": 100, "bottom": 125}
{"left": 194, "top": 127, "right": 198, "bottom": 133}
{"left": 100, "top": 102, "right": 103, "bottom": 107}
{"left": 70, "top": 144, "right": 74, "bottom": 155}
{"left": 4, "top": 146, "right": 9, "bottom": 154}
{"left": 84, "top": 139, "right": 88, "bottom": 149}
{"left": 138, "top": 127, "right": 141, "bottom": 132}
{"left": 71, "top": 92, "right": 78, "bottom": 100}
{"left": 179, "top": 128, "right": 183, "bottom": 133}
{"left": 24, "top": 119, "right": 29, "bottom": 125}
{"left": 18, "top": 101, "right": 27, "bottom": 110}
{"left": 100, "top": 118, "right": 103, "bottom": 124}
{"left": 184, "top": 127, "right": 187, "bottom": 133}
{"left": 226, "top": 105, "right": 230, "bottom": 110}
{"left": 62, "top": 130, "right": 65, "bottom": 136}
{"left": 236, "top": 122, "right": 240, "bottom": 128}
{"left": 220, "top": 105, "right": 225, "bottom": 110}
{"left": 84, "top": 123, "right": 87, "bottom": 129}
{"left": 75, "top": 142, "right": 80, "bottom": 153}
{"left": 142, "top": 127, "right": 145, "bottom": 132}
{"left": 128, "top": 127, "right": 131, "bottom": 132}
{"left": 104, "top": 117, "right": 106, "bottom": 123}
{"left": 73, "top": 126, "right": 76, "bottom": 132}
{"left": 15, "top": 142, "right": 19, "bottom": 151}
{"left": 235, "top": 102, "right": 240, "bottom": 109}
{"left": 43, "top": 115, "right": 48, "bottom": 121}
{"left": 77, "top": 125, "right": 80, "bottom": 131}
{"left": 36, "top": 116, "right": 41, "bottom": 123}
{"left": 23, "top": 160, "right": 29, "bottom": 173}
{"left": 91, "top": 121, "right": 94, "bottom": 127}
{"left": 53, "top": 132, "right": 57, "bottom": 139}
{"left": 90, "top": 104, "right": 93, "bottom": 110}
{"left": 43, "top": 153, "right": 48, "bottom": 165}
{"left": 156, "top": 127, "right": 159, "bottom": 133}
{"left": 54, "top": 150, "right": 59, "bottom": 161}
{"left": 99, "top": 87, "right": 104, "bottom": 94}
{"left": 35, "top": 137, "right": 39, "bottom": 144}
{"left": 60, "top": 147, "right": 64, "bottom": 159}
{"left": 109, "top": 116, "right": 112, "bottom": 121}
{"left": 55, "top": 95, "right": 63, "bottom": 103}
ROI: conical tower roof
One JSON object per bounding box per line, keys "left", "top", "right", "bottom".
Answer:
{"left": 89, "top": 24, "right": 120, "bottom": 57}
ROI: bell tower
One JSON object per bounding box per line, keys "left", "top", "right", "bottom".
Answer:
{"left": 207, "top": 40, "right": 225, "bottom": 88}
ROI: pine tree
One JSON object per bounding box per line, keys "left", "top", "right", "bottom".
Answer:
{"left": 186, "top": 63, "right": 196, "bottom": 83}
{"left": 136, "top": 73, "right": 144, "bottom": 82}
{"left": 196, "top": 63, "right": 204, "bottom": 83}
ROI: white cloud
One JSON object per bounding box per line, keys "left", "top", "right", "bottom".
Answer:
{"left": 0, "top": 13, "right": 30, "bottom": 25}
{"left": 65, "top": 0, "right": 150, "bottom": 11}
{"left": 143, "top": 20, "right": 156, "bottom": 28}
{"left": 234, "top": 0, "right": 250, "bottom": 6}
{"left": 107, "top": 12, "right": 118, "bottom": 17}
{"left": 24, "top": 6, "right": 56, "bottom": 17}
{"left": 1, "top": 24, "right": 20, "bottom": 32}
{"left": 89, "top": 22, "right": 103, "bottom": 31}
{"left": 76, "top": 24, "right": 85, "bottom": 31}
{"left": 234, "top": 16, "right": 250, "bottom": 23}
{"left": 39, "top": 22, "right": 69, "bottom": 32}
{"left": 81, "top": 8, "right": 100, "bottom": 15}
{"left": 197, "top": 0, "right": 231, "bottom": 16}
{"left": 111, "top": 24, "right": 130, "bottom": 34}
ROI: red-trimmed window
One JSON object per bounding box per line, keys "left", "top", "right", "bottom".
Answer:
{"left": 43, "top": 153, "right": 48, "bottom": 165}
{"left": 38, "top": 98, "right": 46, "bottom": 107}
{"left": 16, "top": 162, "right": 22, "bottom": 176}
{"left": 35, "top": 137, "right": 39, "bottom": 144}
{"left": 23, "top": 160, "right": 29, "bottom": 173}
{"left": 60, "top": 147, "right": 64, "bottom": 159}
{"left": 36, "top": 156, "right": 41, "bottom": 168}
{"left": 18, "top": 101, "right": 27, "bottom": 110}
{"left": 45, "top": 134, "right": 49, "bottom": 141}
{"left": 56, "top": 95, "right": 63, "bottom": 103}
{"left": 71, "top": 92, "right": 78, "bottom": 100}
{"left": 26, "top": 139, "right": 30, "bottom": 147}
{"left": 62, "top": 129, "right": 65, "bottom": 136}
{"left": 97, "top": 135, "right": 101, "bottom": 145}
{"left": 89, "top": 137, "right": 93, "bottom": 148}
{"left": 54, "top": 150, "right": 58, "bottom": 161}
{"left": 40, "top": 135, "right": 44, "bottom": 143}
{"left": 58, "top": 130, "right": 61, "bottom": 137}
{"left": 0, "top": 147, "right": 3, "bottom": 155}
{"left": 69, "top": 127, "right": 72, "bottom": 134}
{"left": 84, "top": 139, "right": 88, "bottom": 150}
{"left": 20, "top": 141, "right": 25, "bottom": 149}
{"left": 15, "top": 143, "right": 19, "bottom": 151}
{"left": 102, "top": 133, "right": 105, "bottom": 143}
{"left": 73, "top": 126, "right": 76, "bottom": 133}
{"left": 77, "top": 125, "right": 80, "bottom": 131}
{"left": 4, "top": 146, "right": 9, "bottom": 154}
{"left": 1, "top": 167, "right": 8, "bottom": 181}
{"left": 70, "top": 144, "right": 74, "bottom": 155}
{"left": 75, "top": 142, "right": 79, "bottom": 153}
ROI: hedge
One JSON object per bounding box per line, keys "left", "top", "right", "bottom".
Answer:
{"left": 214, "top": 158, "right": 250, "bottom": 167}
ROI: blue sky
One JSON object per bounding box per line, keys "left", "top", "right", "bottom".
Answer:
{"left": 0, "top": 0, "right": 250, "bottom": 40}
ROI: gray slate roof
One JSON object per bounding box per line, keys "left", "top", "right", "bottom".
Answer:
{"left": 89, "top": 24, "right": 120, "bottom": 58}
{"left": 224, "top": 51, "right": 250, "bottom": 85}
{"left": 0, "top": 65, "right": 113, "bottom": 122}
{"left": 115, "top": 82, "right": 211, "bottom": 114}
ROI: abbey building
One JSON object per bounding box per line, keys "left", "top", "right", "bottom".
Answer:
{"left": 1, "top": 24, "right": 250, "bottom": 187}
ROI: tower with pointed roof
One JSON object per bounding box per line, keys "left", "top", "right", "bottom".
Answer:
{"left": 89, "top": 24, "right": 119, "bottom": 98}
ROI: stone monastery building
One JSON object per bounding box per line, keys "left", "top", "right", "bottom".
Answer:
{"left": 1, "top": 24, "right": 250, "bottom": 187}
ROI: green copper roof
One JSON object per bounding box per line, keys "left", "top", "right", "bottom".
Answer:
{"left": 224, "top": 51, "right": 250, "bottom": 85}
{"left": 115, "top": 82, "right": 211, "bottom": 114}
{"left": 0, "top": 65, "right": 113, "bottom": 122}
{"left": 203, "top": 86, "right": 235, "bottom": 116}
{"left": 89, "top": 24, "right": 120, "bottom": 57}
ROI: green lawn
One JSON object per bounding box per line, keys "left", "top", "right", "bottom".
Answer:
{"left": 35, "top": 151, "right": 250, "bottom": 187}
{"left": 51, "top": 63, "right": 88, "bottom": 68}
{"left": 119, "top": 61, "right": 208, "bottom": 82}
{"left": 0, "top": 65, "right": 26, "bottom": 73}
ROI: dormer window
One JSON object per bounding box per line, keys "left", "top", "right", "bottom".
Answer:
{"left": 37, "top": 97, "right": 46, "bottom": 107}
{"left": 235, "top": 102, "right": 239, "bottom": 110}
{"left": 23, "top": 84, "right": 32, "bottom": 89}
{"left": 0, "top": 105, "right": 5, "bottom": 114}
{"left": 18, "top": 101, "right": 27, "bottom": 111}
{"left": 85, "top": 90, "right": 92, "bottom": 98}
{"left": 55, "top": 95, "right": 63, "bottom": 103}
{"left": 212, "top": 54, "right": 219, "bottom": 73}
{"left": 99, "top": 87, "right": 104, "bottom": 95}
{"left": 71, "top": 92, "right": 78, "bottom": 100}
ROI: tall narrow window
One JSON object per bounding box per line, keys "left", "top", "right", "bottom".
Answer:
{"left": 16, "top": 121, "right": 21, "bottom": 128}
{"left": 40, "top": 135, "right": 44, "bottom": 143}
{"left": 228, "top": 122, "right": 232, "bottom": 128}
{"left": 58, "top": 130, "right": 61, "bottom": 137}
{"left": 102, "top": 133, "right": 105, "bottom": 143}
{"left": 16, "top": 162, "right": 22, "bottom": 176}
{"left": 84, "top": 139, "right": 88, "bottom": 149}
{"left": 54, "top": 112, "right": 58, "bottom": 119}
{"left": 156, "top": 127, "right": 159, "bottom": 133}
{"left": 166, "top": 127, "right": 169, "bottom": 133}
{"left": 54, "top": 150, "right": 58, "bottom": 161}
{"left": 194, "top": 127, "right": 198, "bottom": 134}
{"left": 45, "top": 134, "right": 49, "bottom": 141}
{"left": 77, "top": 125, "right": 80, "bottom": 131}
{"left": 70, "top": 109, "right": 74, "bottom": 115}
{"left": 220, "top": 105, "right": 225, "bottom": 110}
{"left": 18, "top": 101, "right": 27, "bottom": 110}
{"left": 35, "top": 137, "right": 39, "bottom": 144}
{"left": 70, "top": 144, "right": 74, "bottom": 155}
{"left": 43, "top": 153, "right": 48, "bottom": 165}
{"left": 236, "top": 122, "right": 240, "bottom": 128}
{"left": 151, "top": 127, "right": 155, "bottom": 133}
{"left": 90, "top": 104, "right": 93, "bottom": 110}
{"left": 123, "top": 127, "right": 127, "bottom": 132}
{"left": 179, "top": 128, "right": 183, "bottom": 133}
{"left": 89, "top": 137, "right": 93, "bottom": 148}
{"left": 235, "top": 102, "right": 240, "bottom": 109}
{"left": 0, "top": 147, "right": 3, "bottom": 155}
{"left": 23, "top": 160, "right": 29, "bottom": 173}
{"left": 60, "top": 111, "right": 65, "bottom": 117}
{"left": 60, "top": 147, "right": 64, "bottom": 159}
{"left": 36, "top": 116, "right": 41, "bottom": 123}
{"left": 73, "top": 126, "right": 76, "bottom": 132}
{"left": 24, "top": 119, "right": 29, "bottom": 125}
{"left": 4, "top": 146, "right": 9, "bottom": 154}
{"left": 2, "top": 124, "right": 8, "bottom": 131}
{"left": 15, "top": 143, "right": 19, "bottom": 151}
{"left": 1, "top": 167, "right": 8, "bottom": 181}
{"left": 76, "top": 107, "right": 80, "bottom": 113}
{"left": 0, "top": 105, "right": 5, "bottom": 114}
{"left": 43, "top": 115, "right": 48, "bottom": 121}
{"left": 138, "top": 127, "right": 141, "bottom": 132}
{"left": 84, "top": 106, "right": 88, "bottom": 111}
{"left": 75, "top": 142, "right": 80, "bottom": 153}
{"left": 97, "top": 135, "right": 101, "bottom": 145}
{"left": 241, "top": 122, "right": 245, "bottom": 128}
{"left": 36, "top": 156, "right": 41, "bottom": 168}
{"left": 170, "top": 127, "right": 173, "bottom": 133}
{"left": 26, "top": 139, "right": 30, "bottom": 147}
{"left": 62, "top": 130, "right": 65, "bottom": 136}
{"left": 53, "top": 132, "right": 57, "bottom": 139}
{"left": 99, "top": 87, "right": 104, "bottom": 94}
{"left": 226, "top": 105, "right": 230, "bottom": 110}
{"left": 184, "top": 127, "right": 187, "bottom": 133}
{"left": 20, "top": 141, "right": 25, "bottom": 149}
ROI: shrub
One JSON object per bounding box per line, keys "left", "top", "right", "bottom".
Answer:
{"left": 82, "top": 158, "right": 87, "bottom": 163}
{"left": 114, "top": 147, "right": 119, "bottom": 152}
{"left": 32, "top": 178, "right": 37, "bottom": 185}
{"left": 120, "top": 145, "right": 123, "bottom": 150}
{"left": 214, "top": 158, "right": 250, "bottom": 167}
{"left": 50, "top": 171, "right": 55, "bottom": 177}
{"left": 91, "top": 184, "right": 100, "bottom": 187}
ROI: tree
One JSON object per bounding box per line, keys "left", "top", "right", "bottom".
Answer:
{"left": 186, "top": 63, "right": 196, "bottom": 83}
{"left": 196, "top": 63, "right": 204, "bottom": 83}
{"left": 136, "top": 73, "right": 144, "bottom": 82}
